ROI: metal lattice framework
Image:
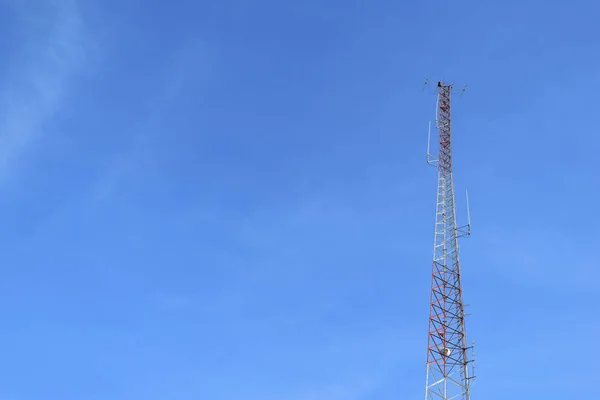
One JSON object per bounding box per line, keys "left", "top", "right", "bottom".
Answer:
{"left": 424, "top": 81, "right": 474, "bottom": 400}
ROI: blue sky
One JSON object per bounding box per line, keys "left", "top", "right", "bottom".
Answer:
{"left": 0, "top": 0, "right": 597, "bottom": 398}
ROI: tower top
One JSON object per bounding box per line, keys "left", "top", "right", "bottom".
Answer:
{"left": 423, "top": 78, "right": 466, "bottom": 95}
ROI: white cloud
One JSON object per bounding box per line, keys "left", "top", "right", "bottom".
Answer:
{"left": 0, "top": 0, "right": 93, "bottom": 176}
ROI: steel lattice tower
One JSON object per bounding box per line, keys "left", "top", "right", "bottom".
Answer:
{"left": 424, "top": 81, "right": 474, "bottom": 400}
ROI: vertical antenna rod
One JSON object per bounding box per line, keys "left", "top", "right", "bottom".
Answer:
{"left": 424, "top": 81, "right": 474, "bottom": 400}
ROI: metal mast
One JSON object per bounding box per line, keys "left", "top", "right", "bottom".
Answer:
{"left": 424, "top": 81, "right": 474, "bottom": 400}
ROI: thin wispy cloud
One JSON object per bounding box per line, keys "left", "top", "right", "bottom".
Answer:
{"left": 88, "top": 38, "right": 208, "bottom": 206}
{"left": 0, "top": 0, "right": 93, "bottom": 176}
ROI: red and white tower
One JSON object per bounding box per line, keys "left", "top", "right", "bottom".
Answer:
{"left": 424, "top": 81, "right": 475, "bottom": 400}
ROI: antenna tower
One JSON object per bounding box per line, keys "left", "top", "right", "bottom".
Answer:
{"left": 424, "top": 81, "right": 475, "bottom": 400}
